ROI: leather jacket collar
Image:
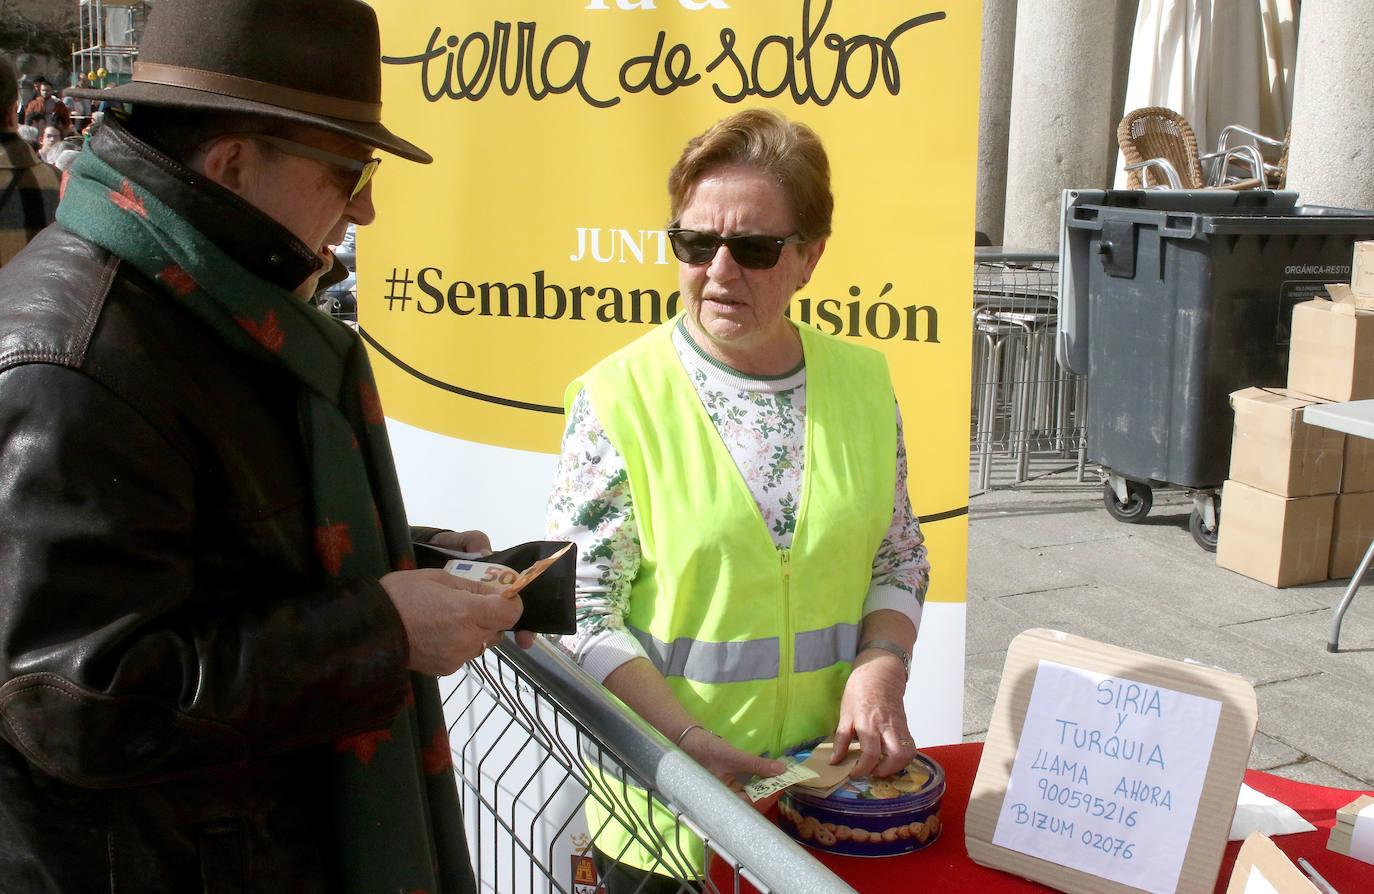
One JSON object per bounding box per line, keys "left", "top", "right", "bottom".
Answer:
{"left": 87, "top": 112, "right": 324, "bottom": 293}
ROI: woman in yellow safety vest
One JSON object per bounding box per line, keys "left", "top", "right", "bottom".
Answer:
{"left": 546, "top": 108, "right": 930, "bottom": 894}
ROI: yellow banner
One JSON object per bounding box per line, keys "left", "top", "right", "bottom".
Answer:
{"left": 365, "top": 0, "right": 979, "bottom": 603}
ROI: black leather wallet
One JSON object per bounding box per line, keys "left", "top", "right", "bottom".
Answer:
{"left": 413, "top": 539, "right": 577, "bottom": 635}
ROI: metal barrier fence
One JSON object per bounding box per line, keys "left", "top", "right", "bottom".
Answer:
{"left": 971, "top": 252, "right": 1086, "bottom": 493}
{"left": 441, "top": 638, "right": 856, "bottom": 894}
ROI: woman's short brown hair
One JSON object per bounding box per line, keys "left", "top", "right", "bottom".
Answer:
{"left": 667, "top": 109, "right": 833, "bottom": 242}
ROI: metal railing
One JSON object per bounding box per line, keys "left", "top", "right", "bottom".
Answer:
{"left": 971, "top": 252, "right": 1086, "bottom": 493}
{"left": 441, "top": 638, "right": 856, "bottom": 894}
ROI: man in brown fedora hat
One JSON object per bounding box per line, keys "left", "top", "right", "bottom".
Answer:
{"left": 0, "top": 2, "right": 529, "bottom": 891}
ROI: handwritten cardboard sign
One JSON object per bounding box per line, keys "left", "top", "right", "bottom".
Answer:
{"left": 990, "top": 660, "right": 1223, "bottom": 892}
{"left": 966, "top": 630, "right": 1258, "bottom": 894}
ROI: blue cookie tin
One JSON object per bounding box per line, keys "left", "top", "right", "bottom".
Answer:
{"left": 776, "top": 750, "right": 944, "bottom": 858}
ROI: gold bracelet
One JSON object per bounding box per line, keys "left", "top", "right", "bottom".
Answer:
{"left": 674, "top": 723, "right": 706, "bottom": 747}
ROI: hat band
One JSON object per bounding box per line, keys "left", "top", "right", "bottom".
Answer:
{"left": 133, "top": 62, "right": 382, "bottom": 123}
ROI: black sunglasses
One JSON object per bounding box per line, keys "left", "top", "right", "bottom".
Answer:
{"left": 667, "top": 228, "right": 804, "bottom": 270}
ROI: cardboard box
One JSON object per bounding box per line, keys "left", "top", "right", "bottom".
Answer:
{"left": 1352, "top": 240, "right": 1374, "bottom": 306}
{"left": 1341, "top": 433, "right": 1374, "bottom": 492}
{"left": 1328, "top": 794, "right": 1374, "bottom": 863}
{"left": 966, "top": 630, "right": 1258, "bottom": 894}
{"left": 1287, "top": 291, "right": 1374, "bottom": 401}
{"left": 1228, "top": 388, "right": 1344, "bottom": 496}
{"left": 1216, "top": 480, "right": 1335, "bottom": 587}
{"left": 1225, "top": 832, "right": 1322, "bottom": 893}
{"left": 1329, "top": 491, "right": 1374, "bottom": 579}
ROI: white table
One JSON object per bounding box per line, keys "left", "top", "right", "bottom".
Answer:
{"left": 1302, "top": 399, "right": 1374, "bottom": 651}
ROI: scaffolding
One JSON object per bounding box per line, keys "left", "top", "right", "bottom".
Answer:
{"left": 71, "top": 0, "right": 147, "bottom": 92}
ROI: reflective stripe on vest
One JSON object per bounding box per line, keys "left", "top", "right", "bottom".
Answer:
{"left": 628, "top": 623, "right": 862, "bottom": 683}
{"left": 792, "top": 622, "right": 862, "bottom": 674}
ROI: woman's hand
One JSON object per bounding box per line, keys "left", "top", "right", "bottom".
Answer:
{"left": 831, "top": 650, "right": 916, "bottom": 779}
{"left": 679, "top": 726, "right": 786, "bottom": 793}
{"left": 599, "top": 659, "right": 784, "bottom": 795}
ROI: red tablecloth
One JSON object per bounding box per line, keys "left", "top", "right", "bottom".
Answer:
{"left": 708, "top": 742, "right": 1374, "bottom": 893}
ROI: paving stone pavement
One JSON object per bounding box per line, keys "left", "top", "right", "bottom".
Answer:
{"left": 963, "top": 467, "right": 1374, "bottom": 790}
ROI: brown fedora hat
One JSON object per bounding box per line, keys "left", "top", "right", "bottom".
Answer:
{"left": 66, "top": 0, "right": 430, "bottom": 163}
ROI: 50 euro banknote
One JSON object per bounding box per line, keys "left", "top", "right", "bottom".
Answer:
{"left": 444, "top": 542, "right": 572, "bottom": 599}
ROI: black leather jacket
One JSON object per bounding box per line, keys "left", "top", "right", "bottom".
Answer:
{"left": 0, "top": 117, "right": 411, "bottom": 892}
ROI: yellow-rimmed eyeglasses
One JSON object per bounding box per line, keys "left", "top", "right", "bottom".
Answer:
{"left": 243, "top": 133, "right": 381, "bottom": 200}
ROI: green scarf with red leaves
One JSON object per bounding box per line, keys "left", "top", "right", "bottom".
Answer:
{"left": 56, "top": 144, "right": 473, "bottom": 894}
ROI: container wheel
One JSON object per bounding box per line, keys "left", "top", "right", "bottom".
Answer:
{"left": 1102, "top": 481, "right": 1153, "bottom": 523}
{"left": 1190, "top": 503, "right": 1219, "bottom": 552}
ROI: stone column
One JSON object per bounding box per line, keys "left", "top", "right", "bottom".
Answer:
{"left": 1001, "top": 0, "right": 1128, "bottom": 253}
{"left": 975, "top": 0, "right": 1017, "bottom": 246}
{"left": 1285, "top": 1, "right": 1374, "bottom": 209}
{"left": 1106, "top": 0, "right": 1139, "bottom": 181}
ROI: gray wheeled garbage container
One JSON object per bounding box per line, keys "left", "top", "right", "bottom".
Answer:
{"left": 1058, "top": 189, "right": 1374, "bottom": 548}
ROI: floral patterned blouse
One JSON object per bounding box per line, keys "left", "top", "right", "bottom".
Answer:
{"left": 546, "top": 319, "right": 931, "bottom": 683}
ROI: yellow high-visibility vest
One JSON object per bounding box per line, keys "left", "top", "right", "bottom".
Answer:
{"left": 570, "top": 317, "right": 896, "bottom": 874}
